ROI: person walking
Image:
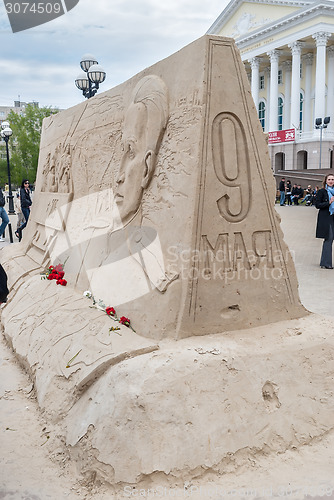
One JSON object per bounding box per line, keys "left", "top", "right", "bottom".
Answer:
{"left": 0, "top": 187, "right": 9, "bottom": 242}
{"left": 285, "top": 180, "right": 292, "bottom": 205}
{"left": 315, "top": 174, "right": 334, "bottom": 269}
{"left": 279, "top": 177, "right": 286, "bottom": 206}
{"left": 15, "top": 179, "right": 32, "bottom": 241}
{"left": 14, "top": 192, "right": 25, "bottom": 231}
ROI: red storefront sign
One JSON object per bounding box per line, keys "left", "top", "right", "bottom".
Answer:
{"left": 268, "top": 129, "right": 295, "bottom": 144}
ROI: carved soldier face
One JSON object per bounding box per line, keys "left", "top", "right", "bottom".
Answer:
{"left": 115, "top": 101, "right": 154, "bottom": 225}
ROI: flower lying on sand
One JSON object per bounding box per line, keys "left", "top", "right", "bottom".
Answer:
{"left": 106, "top": 306, "right": 116, "bottom": 317}
{"left": 119, "top": 316, "right": 131, "bottom": 327}
{"left": 83, "top": 291, "right": 135, "bottom": 332}
{"left": 42, "top": 263, "right": 67, "bottom": 286}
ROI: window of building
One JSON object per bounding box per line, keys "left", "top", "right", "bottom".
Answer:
{"left": 0, "top": 112, "right": 4, "bottom": 117}
{"left": 278, "top": 69, "right": 283, "bottom": 85}
{"left": 259, "top": 74, "right": 265, "bottom": 90}
{"left": 278, "top": 97, "right": 284, "bottom": 131}
{"left": 259, "top": 100, "right": 266, "bottom": 130}
{"left": 299, "top": 92, "right": 304, "bottom": 130}
{"left": 300, "top": 63, "right": 303, "bottom": 79}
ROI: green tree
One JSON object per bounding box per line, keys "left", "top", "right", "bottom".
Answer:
{"left": 0, "top": 157, "right": 8, "bottom": 187}
{"left": 7, "top": 104, "right": 59, "bottom": 186}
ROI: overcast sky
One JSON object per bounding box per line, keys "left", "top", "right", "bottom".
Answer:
{"left": 0, "top": 0, "right": 228, "bottom": 110}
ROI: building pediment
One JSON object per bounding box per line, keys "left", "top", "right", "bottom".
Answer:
{"left": 237, "top": 1, "right": 334, "bottom": 52}
{"left": 208, "top": 0, "right": 317, "bottom": 38}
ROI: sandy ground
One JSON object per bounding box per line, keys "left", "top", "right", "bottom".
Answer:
{"left": 0, "top": 330, "right": 100, "bottom": 500}
{"left": 1, "top": 205, "right": 334, "bottom": 500}
{"left": 1, "top": 323, "right": 334, "bottom": 500}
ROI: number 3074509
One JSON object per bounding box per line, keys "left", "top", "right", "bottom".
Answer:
{"left": 5, "top": 3, "right": 62, "bottom": 14}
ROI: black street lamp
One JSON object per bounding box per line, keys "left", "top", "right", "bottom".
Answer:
{"left": 315, "top": 116, "right": 331, "bottom": 169}
{"left": 75, "top": 54, "right": 106, "bottom": 99}
{"left": 1, "top": 120, "right": 15, "bottom": 243}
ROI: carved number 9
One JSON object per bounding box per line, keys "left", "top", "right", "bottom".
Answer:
{"left": 211, "top": 112, "right": 251, "bottom": 222}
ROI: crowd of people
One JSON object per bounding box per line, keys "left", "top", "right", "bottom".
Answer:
{"left": 278, "top": 177, "right": 319, "bottom": 206}
{"left": 0, "top": 179, "right": 32, "bottom": 242}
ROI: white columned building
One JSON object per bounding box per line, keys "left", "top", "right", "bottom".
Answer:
{"left": 289, "top": 41, "right": 302, "bottom": 130}
{"left": 207, "top": 0, "right": 334, "bottom": 185}
{"left": 327, "top": 46, "right": 334, "bottom": 131}
{"left": 303, "top": 53, "right": 313, "bottom": 133}
{"left": 283, "top": 60, "right": 292, "bottom": 130}
{"left": 249, "top": 57, "right": 260, "bottom": 110}
{"left": 268, "top": 50, "right": 280, "bottom": 131}
{"left": 313, "top": 31, "right": 331, "bottom": 126}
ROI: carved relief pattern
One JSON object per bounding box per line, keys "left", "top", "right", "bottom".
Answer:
{"left": 267, "top": 49, "right": 280, "bottom": 63}
{"left": 312, "top": 32, "right": 331, "bottom": 47}
{"left": 249, "top": 57, "right": 260, "bottom": 70}
{"left": 41, "top": 143, "right": 74, "bottom": 194}
{"left": 302, "top": 53, "right": 314, "bottom": 66}
{"left": 288, "top": 42, "right": 302, "bottom": 56}
{"left": 282, "top": 60, "right": 292, "bottom": 71}
{"left": 232, "top": 12, "right": 272, "bottom": 37}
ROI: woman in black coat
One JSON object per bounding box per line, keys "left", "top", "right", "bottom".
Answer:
{"left": 15, "top": 179, "right": 32, "bottom": 241}
{"left": 315, "top": 173, "right": 334, "bottom": 269}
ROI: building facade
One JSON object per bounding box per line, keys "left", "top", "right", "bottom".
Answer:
{"left": 207, "top": 0, "right": 334, "bottom": 186}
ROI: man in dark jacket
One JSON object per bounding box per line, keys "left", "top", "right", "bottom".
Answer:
{"left": 291, "top": 184, "right": 303, "bottom": 205}
{"left": 279, "top": 177, "right": 286, "bottom": 206}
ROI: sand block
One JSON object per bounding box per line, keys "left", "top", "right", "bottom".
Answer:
{"left": 1, "top": 35, "right": 304, "bottom": 341}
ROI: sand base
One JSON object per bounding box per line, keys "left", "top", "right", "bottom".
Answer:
{"left": 1, "top": 310, "right": 334, "bottom": 499}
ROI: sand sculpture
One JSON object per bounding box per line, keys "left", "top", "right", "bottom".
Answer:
{"left": 2, "top": 35, "right": 303, "bottom": 338}
{"left": 2, "top": 35, "right": 332, "bottom": 488}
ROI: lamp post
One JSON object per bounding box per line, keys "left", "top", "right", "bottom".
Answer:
{"left": 75, "top": 54, "right": 106, "bottom": 99}
{"left": 1, "top": 121, "right": 15, "bottom": 243}
{"left": 315, "top": 116, "right": 331, "bottom": 169}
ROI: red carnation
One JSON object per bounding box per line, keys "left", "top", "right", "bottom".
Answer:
{"left": 106, "top": 306, "right": 116, "bottom": 316}
{"left": 56, "top": 279, "right": 67, "bottom": 286}
{"left": 119, "top": 316, "right": 130, "bottom": 327}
